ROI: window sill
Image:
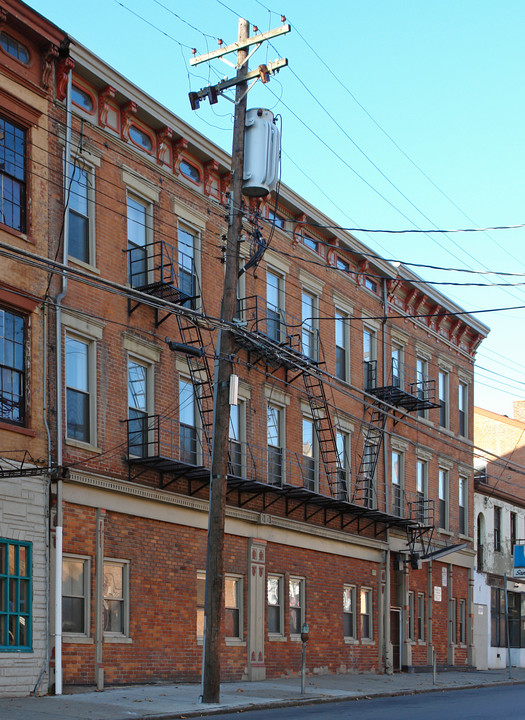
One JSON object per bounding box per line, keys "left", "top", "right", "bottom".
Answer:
{"left": 0, "top": 420, "right": 36, "bottom": 437}
{"left": 104, "top": 635, "right": 133, "bottom": 644}
{"left": 63, "top": 635, "right": 93, "bottom": 644}
{"left": 225, "top": 638, "right": 245, "bottom": 647}
{"left": 459, "top": 534, "right": 473, "bottom": 542}
{"left": 289, "top": 634, "right": 303, "bottom": 642}
{"left": 361, "top": 638, "right": 374, "bottom": 645}
{"left": 0, "top": 222, "right": 33, "bottom": 245}
{"left": 65, "top": 438, "right": 102, "bottom": 453}
{"left": 68, "top": 256, "right": 100, "bottom": 275}
{"left": 268, "top": 635, "right": 287, "bottom": 642}
{"left": 344, "top": 637, "right": 359, "bottom": 645}
{"left": 417, "top": 416, "right": 434, "bottom": 427}
{"left": 438, "top": 528, "right": 453, "bottom": 537}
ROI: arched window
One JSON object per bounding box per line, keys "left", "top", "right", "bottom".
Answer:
{"left": 180, "top": 159, "right": 201, "bottom": 184}
{"left": 71, "top": 84, "right": 95, "bottom": 113}
{"left": 129, "top": 125, "right": 153, "bottom": 153}
{"left": 0, "top": 32, "right": 29, "bottom": 63}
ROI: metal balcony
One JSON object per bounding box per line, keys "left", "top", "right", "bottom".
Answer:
{"left": 364, "top": 359, "right": 439, "bottom": 413}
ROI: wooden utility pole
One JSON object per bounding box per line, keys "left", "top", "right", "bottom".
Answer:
{"left": 202, "top": 18, "right": 249, "bottom": 704}
{"left": 189, "top": 17, "right": 290, "bottom": 705}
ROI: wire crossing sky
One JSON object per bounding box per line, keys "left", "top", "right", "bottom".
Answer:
{"left": 26, "top": 0, "right": 525, "bottom": 415}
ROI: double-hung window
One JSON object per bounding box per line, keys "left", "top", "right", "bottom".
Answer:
{"left": 128, "top": 359, "right": 149, "bottom": 457}
{"left": 180, "top": 378, "right": 198, "bottom": 465}
{"left": 438, "top": 370, "right": 449, "bottom": 428}
{"left": 267, "top": 574, "right": 284, "bottom": 635}
{"left": 127, "top": 194, "right": 150, "bottom": 288}
{"left": 416, "top": 460, "right": 427, "bottom": 523}
{"left": 408, "top": 591, "right": 415, "bottom": 640}
{"left": 0, "top": 539, "right": 31, "bottom": 650}
{"left": 391, "top": 344, "right": 402, "bottom": 387}
{"left": 66, "top": 335, "right": 93, "bottom": 444}
{"left": 302, "top": 417, "right": 316, "bottom": 491}
{"left": 225, "top": 575, "right": 242, "bottom": 640}
{"left": 62, "top": 556, "right": 90, "bottom": 636}
{"left": 416, "top": 357, "right": 428, "bottom": 418}
{"left": 336, "top": 429, "right": 350, "bottom": 500}
{"left": 458, "top": 381, "right": 467, "bottom": 437}
{"left": 266, "top": 269, "right": 284, "bottom": 342}
{"left": 229, "top": 401, "right": 243, "bottom": 477}
{"left": 289, "top": 577, "right": 305, "bottom": 636}
{"left": 343, "top": 585, "right": 356, "bottom": 639}
{"left": 417, "top": 593, "right": 425, "bottom": 641}
{"left": 363, "top": 328, "right": 376, "bottom": 389}
{"left": 178, "top": 224, "right": 199, "bottom": 305}
{"left": 392, "top": 450, "right": 403, "bottom": 517}
{"left": 103, "top": 560, "right": 129, "bottom": 637}
{"left": 459, "top": 476, "right": 467, "bottom": 535}
{"left": 459, "top": 599, "right": 466, "bottom": 645}
{"left": 0, "top": 115, "right": 25, "bottom": 232}
{"left": 438, "top": 468, "right": 449, "bottom": 530}
{"left": 360, "top": 588, "right": 372, "bottom": 640}
{"left": 267, "top": 404, "right": 283, "bottom": 485}
{"left": 335, "top": 310, "right": 349, "bottom": 381}
{"left": 0, "top": 307, "right": 25, "bottom": 425}
{"left": 301, "top": 290, "right": 317, "bottom": 360}
{"left": 68, "top": 161, "right": 94, "bottom": 264}
{"left": 494, "top": 506, "right": 501, "bottom": 552}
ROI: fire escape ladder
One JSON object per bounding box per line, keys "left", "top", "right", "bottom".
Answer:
{"left": 302, "top": 370, "right": 342, "bottom": 499}
{"left": 352, "top": 401, "right": 387, "bottom": 507}
{"left": 176, "top": 313, "right": 215, "bottom": 458}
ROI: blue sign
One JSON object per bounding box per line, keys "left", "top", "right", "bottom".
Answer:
{"left": 514, "top": 545, "right": 525, "bottom": 568}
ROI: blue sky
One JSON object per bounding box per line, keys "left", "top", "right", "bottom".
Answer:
{"left": 28, "top": 0, "right": 525, "bottom": 415}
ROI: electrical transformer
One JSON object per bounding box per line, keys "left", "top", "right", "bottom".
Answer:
{"left": 242, "top": 108, "right": 280, "bottom": 197}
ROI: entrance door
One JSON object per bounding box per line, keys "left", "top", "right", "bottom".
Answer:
{"left": 390, "top": 608, "right": 401, "bottom": 671}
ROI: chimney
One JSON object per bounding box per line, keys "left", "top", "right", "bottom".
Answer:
{"left": 513, "top": 400, "right": 525, "bottom": 422}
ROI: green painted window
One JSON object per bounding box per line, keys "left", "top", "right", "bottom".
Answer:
{"left": 0, "top": 539, "right": 32, "bottom": 651}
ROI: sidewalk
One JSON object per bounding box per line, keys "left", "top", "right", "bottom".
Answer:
{"left": 2, "top": 668, "right": 525, "bottom": 720}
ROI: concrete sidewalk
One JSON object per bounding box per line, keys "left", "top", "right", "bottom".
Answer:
{"left": 1, "top": 668, "right": 524, "bottom": 720}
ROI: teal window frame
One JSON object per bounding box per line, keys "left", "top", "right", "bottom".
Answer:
{"left": 0, "top": 538, "right": 32, "bottom": 651}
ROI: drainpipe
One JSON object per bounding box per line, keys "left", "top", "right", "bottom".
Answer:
{"left": 381, "top": 277, "right": 392, "bottom": 673}
{"left": 54, "top": 66, "right": 73, "bottom": 696}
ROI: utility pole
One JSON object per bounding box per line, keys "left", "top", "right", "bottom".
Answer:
{"left": 189, "top": 18, "right": 290, "bottom": 705}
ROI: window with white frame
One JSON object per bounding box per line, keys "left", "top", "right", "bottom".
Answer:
{"left": 391, "top": 343, "right": 403, "bottom": 387}
{"left": 266, "top": 268, "right": 285, "bottom": 342}
{"left": 128, "top": 358, "right": 150, "bottom": 457}
{"left": 417, "top": 593, "right": 425, "bottom": 641}
{"left": 343, "top": 584, "right": 356, "bottom": 639}
{"left": 438, "top": 468, "right": 449, "bottom": 530}
{"left": 267, "top": 403, "right": 284, "bottom": 485}
{"left": 416, "top": 356, "right": 428, "bottom": 419}
{"left": 335, "top": 309, "right": 350, "bottom": 382}
{"left": 178, "top": 223, "right": 199, "bottom": 305}
{"left": 225, "top": 575, "right": 242, "bottom": 640}
{"left": 180, "top": 378, "right": 198, "bottom": 465}
{"left": 301, "top": 289, "right": 317, "bottom": 359}
{"left": 228, "top": 400, "right": 245, "bottom": 477}
{"left": 392, "top": 450, "right": 403, "bottom": 517}
{"left": 416, "top": 459, "right": 427, "bottom": 523}
{"left": 103, "top": 559, "right": 129, "bottom": 637}
{"left": 302, "top": 416, "right": 316, "bottom": 491}
{"left": 127, "top": 194, "right": 151, "bottom": 288}
{"left": 68, "top": 160, "right": 95, "bottom": 265}
{"left": 66, "top": 334, "right": 95, "bottom": 445}
{"left": 267, "top": 574, "right": 284, "bottom": 635}
{"left": 438, "top": 370, "right": 449, "bottom": 428}
{"left": 62, "top": 556, "right": 90, "bottom": 636}
{"left": 458, "top": 381, "right": 468, "bottom": 437}
{"left": 459, "top": 476, "right": 467, "bottom": 535}
{"left": 360, "top": 587, "right": 372, "bottom": 639}
{"left": 289, "top": 577, "right": 305, "bottom": 636}
{"left": 363, "top": 327, "right": 376, "bottom": 389}
{"left": 336, "top": 429, "right": 351, "bottom": 500}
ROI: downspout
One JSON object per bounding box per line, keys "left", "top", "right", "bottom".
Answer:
{"left": 382, "top": 276, "right": 392, "bottom": 673}
{"left": 54, "top": 66, "right": 73, "bottom": 696}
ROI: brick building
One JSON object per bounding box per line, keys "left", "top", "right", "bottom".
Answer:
{"left": 1, "top": 0, "right": 489, "bottom": 695}
{"left": 473, "top": 404, "right": 525, "bottom": 670}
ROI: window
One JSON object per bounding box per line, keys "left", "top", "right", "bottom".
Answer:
{"left": 365, "top": 277, "right": 377, "bottom": 293}
{"left": 459, "top": 476, "right": 467, "bottom": 535}
{"left": 0, "top": 307, "right": 25, "bottom": 425}
{"left": 178, "top": 224, "right": 199, "bottom": 306}
{"left": 103, "top": 560, "right": 129, "bottom": 636}
{"left": 229, "top": 401, "right": 243, "bottom": 477}
{"left": 71, "top": 84, "right": 95, "bottom": 113}
{"left": 0, "top": 539, "right": 31, "bottom": 650}
{"left": 459, "top": 599, "right": 466, "bottom": 645}
{"left": 363, "top": 328, "right": 376, "bottom": 389}
{"left": 416, "top": 357, "right": 428, "bottom": 419}
{"left": 301, "top": 290, "right": 317, "bottom": 359}
{"left": 303, "top": 235, "right": 318, "bottom": 252}
{"left": 458, "top": 381, "right": 467, "bottom": 436}
{"left": 62, "top": 556, "right": 90, "bottom": 635}
{"left": 225, "top": 575, "right": 242, "bottom": 640}
{"left": 336, "top": 257, "right": 350, "bottom": 273}
{"left": 335, "top": 310, "right": 349, "bottom": 381}
{"left": 0, "top": 32, "right": 29, "bottom": 63}
{"left": 438, "top": 468, "right": 449, "bottom": 530}
{"left": 66, "top": 335, "right": 93, "bottom": 444}
{"left": 511, "top": 512, "right": 517, "bottom": 552}
{"left": 343, "top": 585, "right": 356, "bottom": 639}
{"left": 128, "top": 358, "right": 149, "bottom": 457}
{"left": 127, "top": 194, "right": 150, "bottom": 288}
{"left": 129, "top": 124, "right": 153, "bottom": 153}
{"left": 408, "top": 591, "right": 415, "bottom": 641}
{"left": 268, "top": 209, "right": 285, "bottom": 229}
{"left": 267, "top": 404, "right": 283, "bottom": 485}
{"left": 68, "top": 162, "right": 94, "bottom": 264}
{"left": 267, "top": 574, "right": 284, "bottom": 635}
{"left": 438, "top": 370, "right": 449, "bottom": 428}
{"left": 196, "top": 571, "right": 205, "bottom": 638}
{"left": 391, "top": 344, "right": 402, "bottom": 387}
{"left": 289, "top": 577, "right": 305, "bottom": 636}
{"left": 494, "top": 506, "right": 501, "bottom": 552}
{"left": 302, "top": 417, "right": 316, "bottom": 491}
{"left": 491, "top": 587, "right": 505, "bottom": 647}
{"left": 360, "top": 588, "right": 372, "bottom": 639}
{"left": 266, "top": 269, "right": 284, "bottom": 342}
{"left": 180, "top": 159, "right": 201, "bottom": 184}
{"left": 180, "top": 378, "right": 198, "bottom": 465}
{"left": 0, "top": 115, "right": 26, "bottom": 232}
{"left": 392, "top": 450, "right": 403, "bottom": 517}
{"left": 417, "top": 593, "right": 425, "bottom": 641}
{"left": 336, "top": 430, "right": 350, "bottom": 500}
{"left": 450, "top": 597, "right": 457, "bottom": 645}
{"left": 416, "top": 460, "right": 427, "bottom": 523}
